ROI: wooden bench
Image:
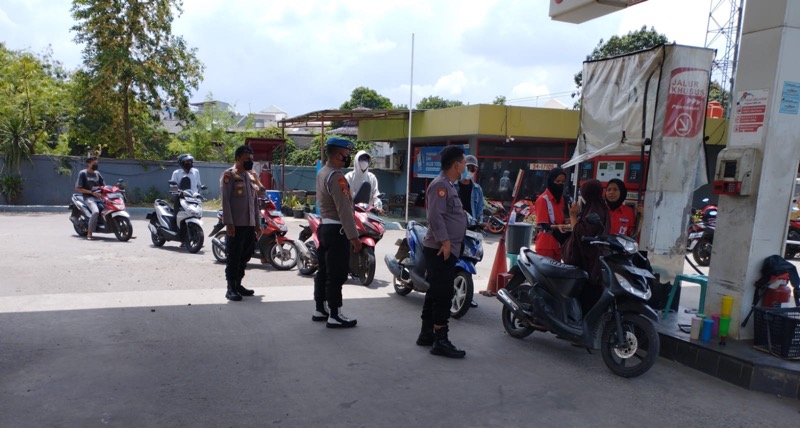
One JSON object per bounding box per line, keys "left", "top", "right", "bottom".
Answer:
{"left": 386, "top": 193, "right": 417, "bottom": 216}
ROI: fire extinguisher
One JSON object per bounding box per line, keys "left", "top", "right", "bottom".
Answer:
{"left": 761, "top": 273, "right": 793, "bottom": 308}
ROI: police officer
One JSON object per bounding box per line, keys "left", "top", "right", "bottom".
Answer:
{"left": 416, "top": 145, "right": 468, "bottom": 358}
{"left": 313, "top": 136, "right": 361, "bottom": 328}
{"left": 220, "top": 145, "right": 262, "bottom": 301}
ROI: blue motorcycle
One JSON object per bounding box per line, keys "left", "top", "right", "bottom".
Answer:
{"left": 384, "top": 217, "right": 484, "bottom": 319}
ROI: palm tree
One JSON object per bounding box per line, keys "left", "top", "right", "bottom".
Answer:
{"left": 0, "top": 115, "right": 34, "bottom": 174}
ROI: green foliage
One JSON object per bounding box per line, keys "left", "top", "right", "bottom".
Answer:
{"left": 0, "top": 174, "right": 23, "bottom": 204}
{"left": 492, "top": 95, "right": 507, "bottom": 106}
{"left": 0, "top": 116, "right": 34, "bottom": 174}
{"left": 284, "top": 194, "right": 303, "bottom": 210}
{"left": 143, "top": 185, "right": 165, "bottom": 204}
{"left": 340, "top": 87, "right": 394, "bottom": 110}
{"left": 287, "top": 134, "right": 323, "bottom": 166}
{"left": 416, "top": 96, "right": 464, "bottom": 110}
{"left": 572, "top": 26, "right": 670, "bottom": 108}
{"left": 708, "top": 81, "right": 731, "bottom": 116}
{"left": 71, "top": 0, "right": 204, "bottom": 158}
{"left": 168, "top": 94, "right": 241, "bottom": 162}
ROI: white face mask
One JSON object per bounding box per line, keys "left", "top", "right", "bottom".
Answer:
{"left": 359, "top": 160, "right": 369, "bottom": 172}
{"left": 465, "top": 171, "right": 474, "bottom": 181}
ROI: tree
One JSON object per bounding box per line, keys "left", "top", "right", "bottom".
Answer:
{"left": 572, "top": 26, "right": 670, "bottom": 108}
{"left": 167, "top": 94, "right": 242, "bottom": 162}
{"left": 416, "top": 96, "right": 464, "bottom": 110}
{"left": 71, "top": 0, "right": 204, "bottom": 158}
{"left": 339, "top": 87, "right": 393, "bottom": 110}
{"left": 492, "top": 95, "right": 506, "bottom": 106}
{"left": 708, "top": 81, "right": 731, "bottom": 116}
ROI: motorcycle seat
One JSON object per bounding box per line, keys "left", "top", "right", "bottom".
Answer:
{"left": 526, "top": 251, "right": 588, "bottom": 280}
{"left": 410, "top": 223, "right": 427, "bottom": 245}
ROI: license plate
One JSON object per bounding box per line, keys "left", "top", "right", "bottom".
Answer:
{"left": 688, "top": 232, "right": 703, "bottom": 239}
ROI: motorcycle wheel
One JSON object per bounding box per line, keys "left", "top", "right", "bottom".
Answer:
{"left": 212, "top": 232, "right": 227, "bottom": 263}
{"left": 269, "top": 241, "right": 298, "bottom": 270}
{"left": 151, "top": 230, "right": 166, "bottom": 247}
{"left": 298, "top": 241, "right": 318, "bottom": 276}
{"left": 393, "top": 257, "right": 413, "bottom": 296}
{"left": 450, "top": 270, "right": 474, "bottom": 319}
{"left": 357, "top": 247, "right": 376, "bottom": 286}
{"left": 485, "top": 217, "right": 505, "bottom": 235}
{"left": 692, "top": 238, "right": 712, "bottom": 266}
{"left": 113, "top": 217, "right": 133, "bottom": 242}
{"left": 601, "top": 313, "right": 660, "bottom": 378}
{"left": 185, "top": 223, "right": 204, "bottom": 253}
{"left": 785, "top": 230, "right": 800, "bottom": 259}
{"left": 73, "top": 219, "right": 88, "bottom": 237}
{"left": 501, "top": 284, "right": 535, "bottom": 339}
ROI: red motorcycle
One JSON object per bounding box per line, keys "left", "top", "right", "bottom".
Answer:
{"left": 68, "top": 179, "right": 133, "bottom": 241}
{"left": 209, "top": 198, "right": 299, "bottom": 270}
{"left": 785, "top": 219, "right": 800, "bottom": 259}
{"left": 297, "top": 204, "right": 385, "bottom": 286}
{"left": 483, "top": 200, "right": 509, "bottom": 234}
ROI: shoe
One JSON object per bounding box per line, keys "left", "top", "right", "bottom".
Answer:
{"left": 235, "top": 280, "right": 254, "bottom": 296}
{"left": 416, "top": 320, "right": 434, "bottom": 346}
{"left": 312, "top": 309, "right": 329, "bottom": 322}
{"left": 326, "top": 311, "right": 357, "bottom": 329}
{"left": 470, "top": 300, "right": 478, "bottom": 308}
{"left": 430, "top": 326, "right": 466, "bottom": 359}
{"left": 225, "top": 280, "right": 242, "bottom": 302}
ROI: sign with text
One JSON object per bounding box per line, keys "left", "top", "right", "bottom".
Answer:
{"left": 733, "top": 90, "right": 768, "bottom": 133}
{"left": 412, "top": 145, "right": 470, "bottom": 178}
{"left": 663, "top": 67, "right": 708, "bottom": 138}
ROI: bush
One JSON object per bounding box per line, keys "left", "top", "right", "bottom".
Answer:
{"left": 0, "top": 174, "right": 23, "bottom": 204}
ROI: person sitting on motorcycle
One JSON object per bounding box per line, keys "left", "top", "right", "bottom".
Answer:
{"left": 75, "top": 156, "right": 105, "bottom": 240}
{"left": 171, "top": 154, "right": 202, "bottom": 213}
{"left": 604, "top": 179, "right": 637, "bottom": 237}
{"left": 534, "top": 167, "right": 570, "bottom": 259}
{"left": 455, "top": 155, "right": 485, "bottom": 222}
{"left": 566, "top": 179, "right": 611, "bottom": 311}
{"left": 345, "top": 150, "right": 383, "bottom": 214}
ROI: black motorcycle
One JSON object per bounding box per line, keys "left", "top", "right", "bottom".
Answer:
{"left": 496, "top": 213, "right": 660, "bottom": 378}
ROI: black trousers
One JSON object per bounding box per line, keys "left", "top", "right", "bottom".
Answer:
{"left": 422, "top": 246, "right": 457, "bottom": 326}
{"left": 314, "top": 224, "right": 350, "bottom": 309}
{"left": 225, "top": 226, "right": 256, "bottom": 282}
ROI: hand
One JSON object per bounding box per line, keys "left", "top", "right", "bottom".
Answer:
{"left": 636, "top": 204, "right": 644, "bottom": 215}
{"left": 92, "top": 192, "right": 102, "bottom": 198}
{"left": 226, "top": 224, "right": 235, "bottom": 237}
{"left": 350, "top": 238, "right": 362, "bottom": 253}
{"left": 569, "top": 201, "right": 581, "bottom": 217}
{"left": 255, "top": 225, "right": 262, "bottom": 237}
{"left": 437, "top": 240, "right": 451, "bottom": 260}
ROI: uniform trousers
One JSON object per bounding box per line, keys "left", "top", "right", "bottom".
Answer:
{"left": 225, "top": 226, "right": 256, "bottom": 282}
{"left": 421, "top": 246, "right": 457, "bottom": 327}
{"left": 314, "top": 224, "right": 350, "bottom": 309}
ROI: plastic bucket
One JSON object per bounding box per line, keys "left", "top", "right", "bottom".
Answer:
{"left": 266, "top": 190, "right": 282, "bottom": 211}
{"left": 505, "top": 223, "right": 534, "bottom": 255}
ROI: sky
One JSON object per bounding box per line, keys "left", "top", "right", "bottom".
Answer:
{"left": 0, "top": 0, "right": 715, "bottom": 117}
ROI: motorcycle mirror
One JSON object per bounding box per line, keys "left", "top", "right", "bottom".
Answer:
{"left": 168, "top": 180, "right": 178, "bottom": 186}
{"left": 117, "top": 179, "right": 127, "bottom": 190}
{"left": 201, "top": 185, "right": 208, "bottom": 190}
{"left": 702, "top": 198, "right": 709, "bottom": 204}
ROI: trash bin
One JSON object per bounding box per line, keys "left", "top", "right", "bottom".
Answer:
{"left": 266, "top": 190, "right": 282, "bottom": 211}
{"left": 505, "top": 223, "right": 534, "bottom": 255}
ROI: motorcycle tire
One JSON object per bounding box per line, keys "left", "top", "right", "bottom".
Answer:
{"left": 113, "top": 217, "right": 133, "bottom": 242}
{"left": 268, "top": 241, "right": 298, "bottom": 271}
{"left": 185, "top": 223, "right": 204, "bottom": 254}
{"left": 393, "top": 258, "right": 413, "bottom": 296}
{"left": 501, "top": 284, "right": 535, "bottom": 339}
{"left": 73, "top": 219, "right": 88, "bottom": 237}
{"left": 151, "top": 231, "right": 166, "bottom": 247}
{"left": 485, "top": 217, "right": 505, "bottom": 235}
{"left": 601, "top": 313, "right": 660, "bottom": 378}
{"left": 212, "top": 232, "right": 227, "bottom": 263}
{"left": 692, "top": 237, "right": 712, "bottom": 267}
{"left": 298, "top": 241, "right": 317, "bottom": 276}
{"left": 785, "top": 230, "right": 800, "bottom": 259}
{"left": 357, "top": 247, "right": 376, "bottom": 286}
{"left": 450, "top": 270, "right": 474, "bottom": 319}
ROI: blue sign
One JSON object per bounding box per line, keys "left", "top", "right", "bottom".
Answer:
{"left": 780, "top": 81, "right": 800, "bottom": 115}
{"left": 412, "top": 145, "right": 470, "bottom": 178}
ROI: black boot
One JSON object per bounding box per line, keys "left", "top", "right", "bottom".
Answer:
{"left": 416, "top": 320, "right": 434, "bottom": 346}
{"left": 326, "top": 307, "right": 357, "bottom": 328}
{"left": 235, "top": 279, "right": 254, "bottom": 296}
{"left": 430, "top": 326, "right": 466, "bottom": 358}
{"left": 312, "top": 301, "right": 329, "bottom": 322}
{"left": 225, "top": 280, "right": 242, "bottom": 301}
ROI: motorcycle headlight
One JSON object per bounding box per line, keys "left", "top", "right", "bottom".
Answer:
{"left": 614, "top": 272, "right": 651, "bottom": 300}
{"left": 616, "top": 236, "right": 638, "bottom": 254}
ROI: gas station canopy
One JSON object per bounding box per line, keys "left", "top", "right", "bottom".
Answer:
{"left": 278, "top": 109, "right": 417, "bottom": 128}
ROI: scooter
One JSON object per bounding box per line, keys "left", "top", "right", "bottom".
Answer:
{"left": 146, "top": 181, "right": 207, "bottom": 253}
{"left": 68, "top": 179, "right": 133, "bottom": 241}
{"left": 686, "top": 220, "right": 715, "bottom": 267}
{"left": 483, "top": 200, "right": 508, "bottom": 234}
{"left": 209, "top": 198, "right": 299, "bottom": 270}
{"left": 785, "top": 219, "right": 800, "bottom": 259}
{"left": 384, "top": 215, "right": 484, "bottom": 319}
{"left": 496, "top": 213, "right": 660, "bottom": 378}
{"left": 296, "top": 204, "right": 385, "bottom": 286}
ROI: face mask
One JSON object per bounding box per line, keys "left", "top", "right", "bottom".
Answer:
{"left": 359, "top": 160, "right": 369, "bottom": 172}
{"left": 183, "top": 163, "right": 192, "bottom": 171}
{"left": 461, "top": 169, "right": 470, "bottom": 180}
{"left": 90, "top": 164, "right": 98, "bottom": 172}
{"left": 340, "top": 154, "right": 351, "bottom": 169}
{"left": 243, "top": 160, "right": 254, "bottom": 171}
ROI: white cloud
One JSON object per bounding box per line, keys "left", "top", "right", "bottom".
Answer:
{"left": 433, "top": 71, "right": 469, "bottom": 96}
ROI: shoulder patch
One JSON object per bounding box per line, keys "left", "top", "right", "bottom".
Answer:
{"left": 223, "top": 171, "right": 231, "bottom": 184}
{"left": 338, "top": 176, "right": 350, "bottom": 196}
{"left": 437, "top": 188, "right": 446, "bottom": 198}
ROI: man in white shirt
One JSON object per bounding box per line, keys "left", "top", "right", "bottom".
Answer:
{"left": 171, "top": 154, "right": 202, "bottom": 193}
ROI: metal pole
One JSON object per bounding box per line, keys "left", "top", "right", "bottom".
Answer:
{"left": 281, "top": 127, "right": 286, "bottom": 194}
{"left": 405, "top": 33, "right": 415, "bottom": 224}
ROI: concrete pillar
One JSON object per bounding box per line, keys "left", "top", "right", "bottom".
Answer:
{"left": 706, "top": 0, "right": 800, "bottom": 339}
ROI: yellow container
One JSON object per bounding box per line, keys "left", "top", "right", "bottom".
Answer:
{"left": 721, "top": 296, "right": 734, "bottom": 318}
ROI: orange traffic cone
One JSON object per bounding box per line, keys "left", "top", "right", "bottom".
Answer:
{"left": 483, "top": 235, "right": 508, "bottom": 296}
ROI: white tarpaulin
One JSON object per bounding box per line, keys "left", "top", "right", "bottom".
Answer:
{"left": 565, "top": 44, "right": 715, "bottom": 262}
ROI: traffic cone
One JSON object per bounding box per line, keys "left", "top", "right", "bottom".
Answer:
{"left": 483, "top": 235, "right": 508, "bottom": 296}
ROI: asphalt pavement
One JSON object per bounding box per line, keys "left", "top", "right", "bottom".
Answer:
{"left": 0, "top": 212, "right": 797, "bottom": 427}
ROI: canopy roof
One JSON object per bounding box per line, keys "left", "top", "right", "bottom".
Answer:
{"left": 278, "top": 109, "right": 416, "bottom": 128}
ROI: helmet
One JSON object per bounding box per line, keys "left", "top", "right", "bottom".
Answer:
{"left": 178, "top": 153, "right": 194, "bottom": 164}
{"left": 325, "top": 136, "right": 354, "bottom": 150}
{"left": 465, "top": 155, "right": 478, "bottom": 167}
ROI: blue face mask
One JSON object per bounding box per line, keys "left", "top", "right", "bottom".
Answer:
{"left": 461, "top": 169, "right": 470, "bottom": 180}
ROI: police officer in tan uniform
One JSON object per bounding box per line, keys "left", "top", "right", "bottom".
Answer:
{"left": 417, "top": 145, "right": 468, "bottom": 358}
{"left": 313, "top": 136, "right": 361, "bottom": 328}
{"left": 220, "top": 145, "right": 262, "bottom": 301}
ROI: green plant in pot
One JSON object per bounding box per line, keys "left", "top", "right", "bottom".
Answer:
{"left": 291, "top": 197, "right": 305, "bottom": 219}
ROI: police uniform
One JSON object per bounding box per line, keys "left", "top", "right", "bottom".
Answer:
{"left": 314, "top": 162, "right": 359, "bottom": 315}
{"left": 421, "top": 171, "right": 467, "bottom": 328}
{"left": 220, "top": 166, "right": 261, "bottom": 289}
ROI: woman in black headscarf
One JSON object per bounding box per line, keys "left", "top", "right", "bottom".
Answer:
{"left": 534, "top": 167, "right": 569, "bottom": 259}
{"left": 605, "top": 178, "right": 637, "bottom": 237}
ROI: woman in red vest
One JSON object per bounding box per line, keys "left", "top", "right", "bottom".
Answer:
{"left": 534, "top": 167, "right": 570, "bottom": 259}
{"left": 605, "top": 179, "right": 637, "bottom": 237}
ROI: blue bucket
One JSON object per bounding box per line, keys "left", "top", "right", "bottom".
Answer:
{"left": 266, "top": 190, "right": 282, "bottom": 211}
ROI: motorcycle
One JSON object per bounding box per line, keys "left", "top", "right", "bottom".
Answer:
{"left": 483, "top": 199, "right": 508, "bottom": 234}
{"left": 384, "top": 215, "right": 484, "bottom": 319}
{"left": 296, "top": 203, "right": 385, "bottom": 286}
{"left": 496, "top": 213, "right": 660, "bottom": 378}
{"left": 785, "top": 219, "right": 800, "bottom": 259}
{"left": 210, "top": 197, "right": 299, "bottom": 270}
{"left": 686, "top": 220, "right": 715, "bottom": 267}
{"left": 68, "top": 179, "right": 133, "bottom": 241}
{"left": 691, "top": 198, "right": 718, "bottom": 224}
{"left": 146, "top": 181, "right": 207, "bottom": 253}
